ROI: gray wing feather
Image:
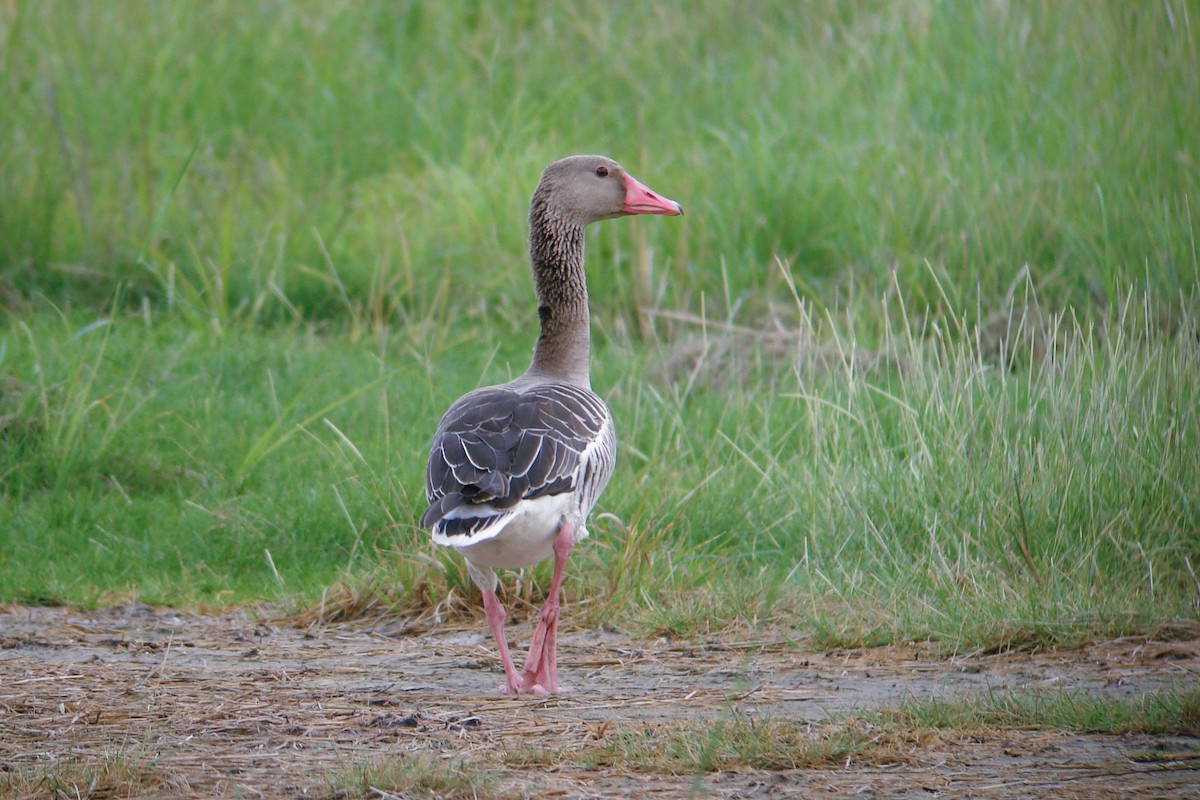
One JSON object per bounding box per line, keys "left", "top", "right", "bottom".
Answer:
{"left": 420, "top": 383, "right": 615, "bottom": 538}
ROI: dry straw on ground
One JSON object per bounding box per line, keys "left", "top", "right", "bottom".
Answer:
{"left": 2, "top": 604, "right": 1198, "bottom": 798}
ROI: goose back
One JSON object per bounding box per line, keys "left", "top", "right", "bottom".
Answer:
{"left": 421, "top": 379, "right": 615, "bottom": 547}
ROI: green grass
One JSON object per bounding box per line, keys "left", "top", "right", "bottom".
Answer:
{"left": 582, "top": 715, "right": 868, "bottom": 773}
{"left": 2, "top": 1, "right": 1199, "bottom": 649}
{"left": 506, "top": 714, "right": 871, "bottom": 773}
{"left": 2, "top": 1, "right": 1196, "bottom": 320}
{"left": 3, "top": 286, "right": 1196, "bottom": 646}
{"left": 504, "top": 688, "right": 1200, "bottom": 776}
{"left": 325, "top": 754, "right": 503, "bottom": 800}
{"left": 0, "top": 750, "right": 167, "bottom": 799}
{"left": 878, "top": 686, "right": 1200, "bottom": 736}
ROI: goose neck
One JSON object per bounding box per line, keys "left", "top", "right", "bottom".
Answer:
{"left": 527, "top": 208, "right": 591, "bottom": 386}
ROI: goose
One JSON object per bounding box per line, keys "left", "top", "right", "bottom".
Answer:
{"left": 420, "top": 155, "right": 682, "bottom": 694}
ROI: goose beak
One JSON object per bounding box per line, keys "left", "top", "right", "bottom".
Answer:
{"left": 621, "top": 173, "right": 683, "bottom": 216}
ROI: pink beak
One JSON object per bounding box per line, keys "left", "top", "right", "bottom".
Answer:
{"left": 621, "top": 173, "right": 683, "bottom": 216}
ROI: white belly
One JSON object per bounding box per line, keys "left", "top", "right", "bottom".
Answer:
{"left": 453, "top": 494, "right": 589, "bottom": 570}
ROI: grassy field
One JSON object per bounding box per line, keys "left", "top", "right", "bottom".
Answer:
{"left": 2, "top": 1, "right": 1198, "bottom": 650}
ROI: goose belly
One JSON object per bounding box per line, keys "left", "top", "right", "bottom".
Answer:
{"left": 454, "top": 494, "right": 588, "bottom": 570}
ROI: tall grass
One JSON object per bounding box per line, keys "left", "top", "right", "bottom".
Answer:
{"left": 3, "top": 279, "right": 1196, "bottom": 645}
{"left": 1, "top": 2, "right": 1198, "bottom": 646}
{"left": 677, "top": 278, "right": 1199, "bottom": 646}
{"left": 2, "top": 1, "right": 1196, "bottom": 328}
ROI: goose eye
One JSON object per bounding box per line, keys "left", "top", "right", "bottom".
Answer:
{"left": 594, "top": 166, "right": 609, "bottom": 178}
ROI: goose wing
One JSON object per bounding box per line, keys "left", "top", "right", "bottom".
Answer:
{"left": 420, "top": 383, "right": 614, "bottom": 543}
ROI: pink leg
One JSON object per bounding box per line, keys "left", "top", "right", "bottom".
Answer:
{"left": 520, "top": 522, "right": 575, "bottom": 694}
{"left": 482, "top": 589, "right": 522, "bottom": 694}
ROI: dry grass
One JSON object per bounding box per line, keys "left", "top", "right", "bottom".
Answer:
{"left": 505, "top": 714, "right": 884, "bottom": 774}
{"left": 3, "top": 605, "right": 1198, "bottom": 798}
{"left": 324, "top": 753, "right": 503, "bottom": 800}
{"left": 640, "top": 306, "right": 896, "bottom": 390}
{"left": 877, "top": 687, "right": 1200, "bottom": 737}
{"left": 0, "top": 750, "right": 179, "bottom": 800}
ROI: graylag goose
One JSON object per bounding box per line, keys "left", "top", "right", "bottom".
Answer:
{"left": 420, "top": 156, "right": 682, "bottom": 694}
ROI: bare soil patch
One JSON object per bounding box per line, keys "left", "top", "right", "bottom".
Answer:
{"left": 1, "top": 605, "right": 1197, "bottom": 798}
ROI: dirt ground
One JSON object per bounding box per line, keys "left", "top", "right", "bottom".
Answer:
{"left": 1, "top": 604, "right": 1198, "bottom": 799}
